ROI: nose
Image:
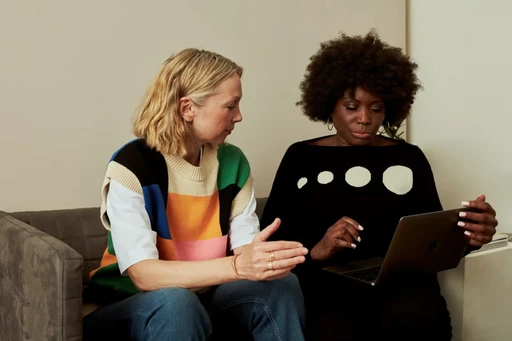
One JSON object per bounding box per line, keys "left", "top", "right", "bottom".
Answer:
{"left": 357, "top": 107, "right": 371, "bottom": 125}
{"left": 233, "top": 109, "right": 243, "bottom": 123}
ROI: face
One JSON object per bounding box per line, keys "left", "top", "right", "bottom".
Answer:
{"left": 181, "top": 73, "right": 243, "bottom": 146}
{"left": 331, "top": 87, "right": 386, "bottom": 146}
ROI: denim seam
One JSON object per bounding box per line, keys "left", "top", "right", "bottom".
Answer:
{"left": 218, "top": 298, "right": 282, "bottom": 341}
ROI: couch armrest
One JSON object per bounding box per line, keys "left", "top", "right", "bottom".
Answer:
{"left": 0, "top": 212, "right": 83, "bottom": 341}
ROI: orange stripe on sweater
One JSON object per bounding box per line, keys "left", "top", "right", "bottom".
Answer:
{"left": 166, "top": 192, "right": 222, "bottom": 241}
{"left": 89, "top": 248, "right": 118, "bottom": 277}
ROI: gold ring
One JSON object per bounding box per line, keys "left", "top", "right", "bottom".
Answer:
{"left": 267, "top": 260, "right": 274, "bottom": 271}
{"left": 269, "top": 251, "right": 276, "bottom": 261}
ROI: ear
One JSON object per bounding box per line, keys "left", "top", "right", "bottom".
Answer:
{"left": 179, "top": 97, "right": 195, "bottom": 122}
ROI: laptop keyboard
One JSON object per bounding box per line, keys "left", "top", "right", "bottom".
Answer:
{"left": 343, "top": 266, "right": 382, "bottom": 283}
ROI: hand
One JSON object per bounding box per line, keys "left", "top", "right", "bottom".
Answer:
{"left": 311, "top": 216, "right": 363, "bottom": 261}
{"left": 235, "top": 218, "right": 308, "bottom": 281}
{"left": 458, "top": 194, "right": 498, "bottom": 247}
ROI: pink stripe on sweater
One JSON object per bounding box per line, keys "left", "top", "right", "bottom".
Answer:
{"left": 171, "top": 235, "right": 228, "bottom": 261}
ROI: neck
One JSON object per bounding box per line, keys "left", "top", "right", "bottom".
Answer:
{"left": 183, "top": 143, "right": 203, "bottom": 166}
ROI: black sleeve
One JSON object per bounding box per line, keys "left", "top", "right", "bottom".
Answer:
{"left": 261, "top": 145, "right": 297, "bottom": 242}
{"left": 414, "top": 146, "right": 479, "bottom": 255}
{"left": 413, "top": 146, "right": 443, "bottom": 213}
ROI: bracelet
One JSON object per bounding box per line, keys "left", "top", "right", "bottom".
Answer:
{"left": 231, "top": 254, "right": 240, "bottom": 276}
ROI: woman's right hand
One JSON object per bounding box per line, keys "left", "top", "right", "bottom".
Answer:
{"left": 311, "top": 216, "right": 363, "bottom": 261}
{"left": 235, "top": 218, "right": 308, "bottom": 281}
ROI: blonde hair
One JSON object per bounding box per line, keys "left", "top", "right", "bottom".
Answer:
{"left": 133, "top": 48, "right": 243, "bottom": 156}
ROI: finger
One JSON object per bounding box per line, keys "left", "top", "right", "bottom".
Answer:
{"left": 333, "top": 238, "right": 357, "bottom": 249}
{"left": 257, "top": 218, "right": 281, "bottom": 242}
{"left": 258, "top": 241, "right": 303, "bottom": 252}
{"left": 468, "top": 238, "right": 484, "bottom": 247}
{"left": 338, "top": 223, "right": 361, "bottom": 243}
{"left": 270, "top": 255, "right": 306, "bottom": 270}
{"left": 341, "top": 216, "right": 364, "bottom": 231}
{"left": 459, "top": 211, "right": 498, "bottom": 227}
{"left": 263, "top": 269, "right": 293, "bottom": 281}
{"left": 475, "top": 194, "right": 486, "bottom": 202}
{"left": 457, "top": 221, "right": 494, "bottom": 235}
{"left": 272, "top": 247, "right": 308, "bottom": 261}
{"left": 465, "top": 231, "right": 492, "bottom": 245}
{"left": 461, "top": 200, "right": 496, "bottom": 215}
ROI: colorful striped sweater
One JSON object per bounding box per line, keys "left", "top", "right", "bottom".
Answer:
{"left": 89, "top": 139, "right": 253, "bottom": 295}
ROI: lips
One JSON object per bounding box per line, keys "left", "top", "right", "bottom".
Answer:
{"left": 352, "top": 131, "right": 372, "bottom": 139}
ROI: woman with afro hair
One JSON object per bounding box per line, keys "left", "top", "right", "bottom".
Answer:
{"left": 261, "top": 30, "right": 498, "bottom": 340}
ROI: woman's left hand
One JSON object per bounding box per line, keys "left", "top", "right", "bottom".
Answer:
{"left": 458, "top": 194, "right": 498, "bottom": 247}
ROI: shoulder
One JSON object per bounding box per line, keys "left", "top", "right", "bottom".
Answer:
{"left": 106, "top": 139, "right": 167, "bottom": 188}
{"left": 217, "top": 143, "right": 250, "bottom": 169}
{"left": 390, "top": 141, "right": 436, "bottom": 175}
{"left": 110, "top": 139, "right": 164, "bottom": 167}
{"left": 216, "top": 143, "right": 251, "bottom": 189}
{"left": 282, "top": 139, "right": 314, "bottom": 157}
{"left": 217, "top": 142, "right": 246, "bottom": 159}
{"left": 394, "top": 141, "right": 430, "bottom": 159}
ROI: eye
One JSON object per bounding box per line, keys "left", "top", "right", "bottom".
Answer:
{"left": 371, "top": 107, "right": 383, "bottom": 113}
{"left": 346, "top": 106, "right": 358, "bottom": 111}
{"left": 227, "top": 106, "right": 235, "bottom": 111}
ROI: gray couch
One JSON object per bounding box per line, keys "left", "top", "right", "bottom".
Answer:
{"left": 0, "top": 199, "right": 268, "bottom": 341}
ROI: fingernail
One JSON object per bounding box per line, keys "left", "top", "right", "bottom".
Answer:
{"left": 351, "top": 244, "right": 357, "bottom": 249}
{"left": 357, "top": 236, "right": 361, "bottom": 242}
{"left": 458, "top": 221, "right": 466, "bottom": 227}
{"left": 358, "top": 225, "right": 364, "bottom": 231}
{"left": 459, "top": 212, "right": 467, "bottom": 217}
{"left": 464, "top": 231, "right": 471, "bottom": 236}
{"left": 461, "top": 201, "right": 470, "bottom": 207}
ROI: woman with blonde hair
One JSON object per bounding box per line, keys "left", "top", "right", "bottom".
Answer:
{"left": 83, "top": 48, "right": 307, "bottom": 341}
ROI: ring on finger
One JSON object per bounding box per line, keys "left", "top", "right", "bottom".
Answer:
{"left": 269, "top": 251, "right": 276, "bottom": 261}
{"left": 267, "top": 260, "right": 274, "bottom": 271}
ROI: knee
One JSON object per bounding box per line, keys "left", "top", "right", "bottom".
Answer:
{"left": 152, "top": 287, "right": 204, "bottom": 313}
{"left": 269, "top": 273, "right": 305, "bottom": 310}
{"left": 148, "top": 287, "right": 212, "bottom": 331}
{"left": 380, "top": 294, "right": 451, "bottom": 339}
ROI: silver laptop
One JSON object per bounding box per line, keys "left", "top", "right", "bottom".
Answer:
{"left": 323, "top": 207, "right": 473, "bottom": 286}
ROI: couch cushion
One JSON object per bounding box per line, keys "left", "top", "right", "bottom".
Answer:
{"left": 11, "top": 207, "right": 107, "bottom": 284}
{"left": 0, "top": 212, "right": 83, "bottom": 341}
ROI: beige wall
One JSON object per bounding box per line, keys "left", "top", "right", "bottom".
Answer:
{"left": 0, "top": 0, "right": 406, "bottom": 212}
{"left": 408, "top": 0, "right": 512, "bottom": 232}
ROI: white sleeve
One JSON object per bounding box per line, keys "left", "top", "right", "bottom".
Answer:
{"left": 229, "top": 188, "right": 260, "bottom": 250}
{"left": 107, "top": 179, "right": 159, "bottom": 275}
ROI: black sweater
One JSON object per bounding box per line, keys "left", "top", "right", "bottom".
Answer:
{"left": 262, "top": 136, "right": 446, "bottom": 287}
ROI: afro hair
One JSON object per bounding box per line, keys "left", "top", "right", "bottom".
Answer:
{"left": 297, "top": 30, "right": 421, "bottom": 126}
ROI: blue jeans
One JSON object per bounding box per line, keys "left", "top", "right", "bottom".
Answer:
{"left": 83, "top": 274, "right": 305, "bottom": 341}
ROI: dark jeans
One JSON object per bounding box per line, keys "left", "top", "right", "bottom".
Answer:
{"left": 83, "top": 274, "right": 305, "bottom": 341}
{"left": 303, "top": 272, "right": 452, "bottom": 341}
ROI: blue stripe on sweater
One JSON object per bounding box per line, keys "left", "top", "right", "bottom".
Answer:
{"left": 142, "top": 184, "right": 171, "bottom": 239}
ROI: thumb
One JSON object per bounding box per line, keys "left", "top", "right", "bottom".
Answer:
{"left": 257, "top": 218, "right": 281, "bottom": 242}
{"left": 475, "top": 194, "right": 486, "bottom": 202}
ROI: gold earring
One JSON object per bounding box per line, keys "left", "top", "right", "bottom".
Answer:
{"left": 327, "top": 117, "right": 334, "bottom": 131}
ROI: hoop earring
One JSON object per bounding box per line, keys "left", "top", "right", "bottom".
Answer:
{"left": 327, "top": 117, "right": 334, "bottom": 131}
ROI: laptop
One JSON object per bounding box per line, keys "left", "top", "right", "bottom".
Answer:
{"left": 323, "top": 207, "right": 475, "bottom": 286}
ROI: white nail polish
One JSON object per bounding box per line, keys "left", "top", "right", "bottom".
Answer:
{"left": 357, "top": 236, "right": 361, "bottom": 242}
{"left": 457, "top": 221, "right": 465, "bottom": 227}
{"left": 464, "top": 231, "right": 471, "bottom": 236}
{"left": 461, "top": 201, "right": 470, "bottom": 207}
{"left": 459, "top": 212, "right": 467, "bottom": 217}
{"left": 358, "top": 225, "right": 364, "bottom": 231}
{"left": 351, "top": 244, "right": 357, "bottom": 249}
